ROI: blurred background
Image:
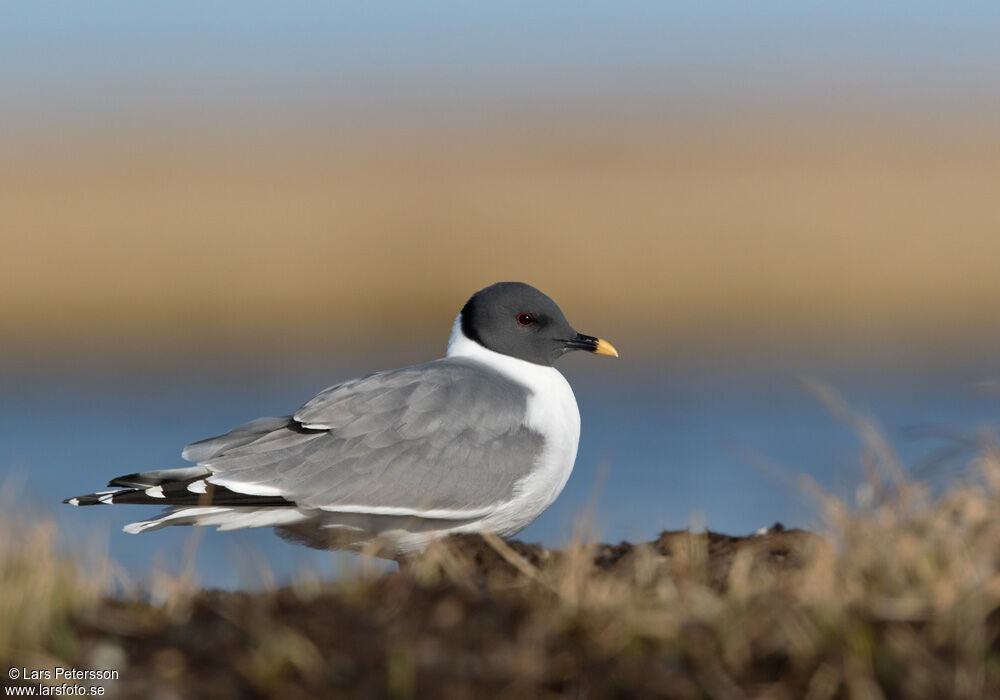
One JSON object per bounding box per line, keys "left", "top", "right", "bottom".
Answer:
{"left": 3, "top": 2, "right": 1000, "bottom": 587}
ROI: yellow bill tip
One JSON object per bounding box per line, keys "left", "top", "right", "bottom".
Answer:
{"left": 594, "top": 338, "right": 619, "bottom": 358}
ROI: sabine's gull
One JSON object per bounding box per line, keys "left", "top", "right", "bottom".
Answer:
{"left": 64, "top": 282, "right": 618, "bottom": 558}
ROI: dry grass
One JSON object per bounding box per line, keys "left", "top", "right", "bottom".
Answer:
{"left": 0, "top": 516, "right": 107, "bottom": 668}
{"left": 4, "top": 402, "right": 1000, "bottom": 697}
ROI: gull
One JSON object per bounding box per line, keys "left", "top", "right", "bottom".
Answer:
{"left": 65, "top": 282, "right": 617, "bottom": 558}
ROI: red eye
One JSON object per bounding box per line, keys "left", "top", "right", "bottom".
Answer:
{"left": 517, "top": 313, "right": 535, "bottom": 326}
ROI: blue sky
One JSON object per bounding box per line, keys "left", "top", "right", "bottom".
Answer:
{"left": 4, "top": 2, "right": 999, "bottom": 121}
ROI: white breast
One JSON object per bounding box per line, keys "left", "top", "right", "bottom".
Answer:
{"left": 446, "top": 316, "right": 581, "bottom": 536}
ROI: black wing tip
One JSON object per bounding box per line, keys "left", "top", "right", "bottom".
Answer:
{"left": 64, "top": 481, "right": 295, "bottom": 508}
{"left": 63, "top": 493, "right": 104, "bottom": 506}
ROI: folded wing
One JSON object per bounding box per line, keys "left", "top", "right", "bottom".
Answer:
{"left": 194, "top": 358, "right": 542, "bottom": 518}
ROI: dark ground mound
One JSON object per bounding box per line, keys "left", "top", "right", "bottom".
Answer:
{"left": 58, "top": 526, "right": 820, "bottom": 699}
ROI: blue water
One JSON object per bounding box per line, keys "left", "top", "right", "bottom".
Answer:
{"left": 2, "top": 355, "right": 998, "bottom": 589}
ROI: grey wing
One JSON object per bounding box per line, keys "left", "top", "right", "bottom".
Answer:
{"left": 182, "top": 416, "right": 293, "bottom": 462}
{"left": 195, "top": 360, "right": 544, "bottom": 517}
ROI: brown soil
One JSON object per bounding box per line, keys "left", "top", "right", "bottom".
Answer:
{"left": 61, "top": 526, "right": 819, "bottom": 699}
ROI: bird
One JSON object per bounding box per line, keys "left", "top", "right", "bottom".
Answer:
{"left": 64, "top": 282, "right": 618, "bottom": 558}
